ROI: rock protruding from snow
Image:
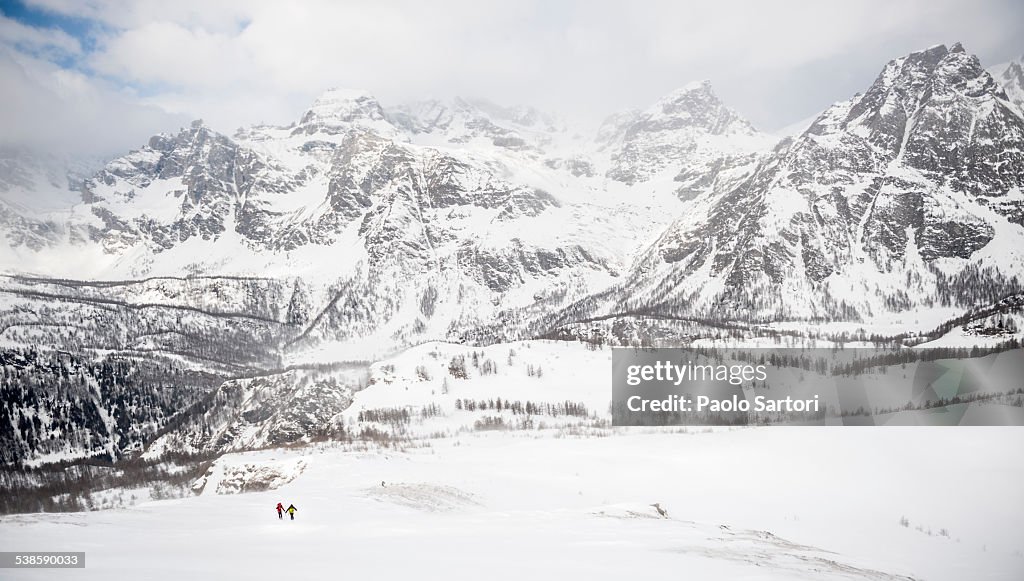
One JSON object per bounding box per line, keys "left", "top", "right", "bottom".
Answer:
{"left": 193, "top": 456, "right": 308, "bottom": 495}
{"left": 293, "top": 88, "right": 400, "bottom": 138}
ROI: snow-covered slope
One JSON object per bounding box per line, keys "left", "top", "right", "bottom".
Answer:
{"left": 291, "top": 88, "right": 402, "bottom": 139}
{"left": 0, "top": 148, "right": 103, "bottom": 272}
{"left": 2, "top": 427, "right": 1021, "bottom": 580}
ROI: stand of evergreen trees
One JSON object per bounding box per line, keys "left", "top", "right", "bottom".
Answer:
{"left": 1, "top": 347, "right": 222, "bottom": 466}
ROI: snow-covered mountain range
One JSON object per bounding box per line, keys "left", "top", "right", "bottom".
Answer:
{"left": 6, "top": 43, "right": 1019, "bottom": 342}
{"left": 2, "top": 43, "right": 1024, "bottom": 466}
{"left": 1, "top": 67, "right": 780, "bottom": 352}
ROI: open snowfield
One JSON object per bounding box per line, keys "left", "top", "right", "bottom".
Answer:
{"left": 2, "top": 427, "right": 1022, "bottom": 580}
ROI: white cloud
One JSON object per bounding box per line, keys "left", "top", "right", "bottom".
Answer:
{"left": 0, "top": 47, "right": 187, "bottom": 156}
{"left": 0, "top": 14, "right": 80, "bottom": 58}
{"left": 5, "top": 0, "right": 1024, "bottom": 152}
{"left": 90, "top": 20, "right": 257, "bottom": 88}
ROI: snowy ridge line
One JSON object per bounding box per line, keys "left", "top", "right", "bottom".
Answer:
{"left": 3, "top": 273, "right": 282, "bottom": 289}
{"left": 102, "top": 347, "right": 265, "bottom": 374}
{"left": 0, "top": 287, "right": 292, "bottom": 325}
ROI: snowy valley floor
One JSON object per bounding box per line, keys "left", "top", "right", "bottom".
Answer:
{"left": 1, "top": 428, "right": 1022, "bottom": 580}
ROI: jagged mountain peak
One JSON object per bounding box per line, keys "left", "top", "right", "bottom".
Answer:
{"left": 854, "top": 42, "right": 996, "bottom": 102}
{"left": 293, "top": 87, "right": 398, "bottom": 137}
{"left": 147, "top": 120, "right": 227, "bottom": 151}
{"left": 654, "top": 80, "right": 726, "bottom": 114}
{"left": 989, "top": 54, "right": 1024, "bottom": 114}
{"left": 998, "top": 57, "right": 1024, "bottom": 85}
{"left": 73, "top": 119, "right": 316, "bottom": 259}
{"left": 809, "top": 41, "right": 1024, "bottom": 197}
{"left": 638, "top": 79, "right": 757, "bottom": 137}
{"left": 848, "top": 43, "right": 997, "bottom": 113}
{"left": 600, "top": 79, "right": 771, "bottom": 185}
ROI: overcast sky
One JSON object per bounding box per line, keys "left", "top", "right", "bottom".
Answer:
{"left": 1, "top": 0, "right": 1023, "bottom": 157}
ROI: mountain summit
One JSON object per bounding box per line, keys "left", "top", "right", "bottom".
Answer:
{"left": 598, "top": 80, "right": 772, "bottom": 186}
{"left": 293, "top": 88, "right": 399, "bottom": 138}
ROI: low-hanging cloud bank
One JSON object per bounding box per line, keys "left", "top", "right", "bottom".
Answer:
{"left": 1, "top": 0, "right": 1023, "bottom": 157}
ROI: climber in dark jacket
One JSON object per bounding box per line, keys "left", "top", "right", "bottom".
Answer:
{"left": 286, "top": 504, "right": 297, "bottom": 520}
